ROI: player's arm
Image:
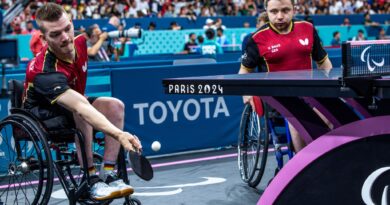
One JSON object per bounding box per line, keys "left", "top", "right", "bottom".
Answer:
{"left": 316, "top": 57, "right": 332, "bottom": 70}
{"left": 56, "top": 89, "right": 141, "bottom": 151}
{"left": 239, "top": 37, "right": 260, "bottom": 106}
{"left": 239, "top": 64, "right": 253, "bottom": 74}
{"left": 33, "top": 72, "right": 141, "bottom": 152}
{"left": 239, "top": 37, "right": 259, "bottom": 74}
{"left": 87, "top": 32, "right": 108, "bottom": 56}
{"left": 312, "top": 27, "right": 333, "bottom": 71}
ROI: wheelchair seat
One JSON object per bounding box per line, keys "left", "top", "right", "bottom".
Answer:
{"left": 8, "top": 79, "right": 24, "bottom": 109}
{"left": 8, "top": 79, "right": 80, "bottom": 142}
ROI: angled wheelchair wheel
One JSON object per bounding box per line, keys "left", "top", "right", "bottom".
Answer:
{"left": 238, "top": 104, "right": 269, "bottom": 187}
{"left": 127, "top": 198, "right": 141, "bottom": 205}
{"left": 0, "top": 114, "right": 54, "bottom": 205}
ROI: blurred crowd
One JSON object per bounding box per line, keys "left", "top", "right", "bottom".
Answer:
{"left": 0, "top": 0, "right": 389, "bottom": 35}
{"left": 1, "top": 0, "right": 389, "bottom": 20}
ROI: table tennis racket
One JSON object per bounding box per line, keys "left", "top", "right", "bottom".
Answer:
{"left": 128, "top": 151, "right": 153, "bottom": 181}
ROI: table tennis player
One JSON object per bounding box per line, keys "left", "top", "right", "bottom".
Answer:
{"left": 23, "top": 3, "right": 142, "bottom": 200}
{"left": 239, "top": 0, "right": 332, "bottom": 152}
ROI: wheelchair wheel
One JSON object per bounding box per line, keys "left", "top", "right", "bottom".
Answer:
{"left": 126, "top": 198, "right": 141, "bottom": 205}
{"left": 0, "top": 114, "right": 54, "bottom": 205}
{"left": 238, "top": 104, "right": 269, "bottom": 187}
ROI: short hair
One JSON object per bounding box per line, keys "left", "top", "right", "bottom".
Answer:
{"left": 205, "top": 28, "right": 215, "bottom": 40}
{"left": 86, "top": 24, "right": 98, "bottom": 38}
{"left": 333, "top": 31, "right": 339, "bottom": 37}
{"left": 217, "top": 27, "right": 223, "bottom": 33}
{"left": 264, "top": 0, "right": 294, "bottom": 9}
{"left": 189, "top": 33, "right": 195, "bottom": 38}
{"left": 35, "top": 3, "right": 66, "bottom": 33}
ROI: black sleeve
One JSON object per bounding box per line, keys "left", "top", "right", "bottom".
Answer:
{"left": 33, "top": 72, "right": 70, "bottom": 104}
{"left": 312, "top": 28, "right": 328, "bottom": 63}
{"left": 241, "top": 36, "right": 262, "bottom": 70}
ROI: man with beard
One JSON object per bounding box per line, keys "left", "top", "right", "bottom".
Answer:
{"left": 239, "top": 0, "right": 332, "bottom": 153}
{"left": 24, "top": 3, "right": 142, "bottom": 201}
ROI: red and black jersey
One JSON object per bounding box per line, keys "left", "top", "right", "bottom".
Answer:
{"left": 24, "top": 34, "right": 88, "bottom": 106}
{"left": 23, "top": 34, "right": 88, "bottom": 130}
{"left": 241, "top": 19, "right": 328, "bottom": 72}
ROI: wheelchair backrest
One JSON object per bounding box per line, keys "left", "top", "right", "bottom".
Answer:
{"left": 8, "top": 79, "right": 24, "bottom": 109}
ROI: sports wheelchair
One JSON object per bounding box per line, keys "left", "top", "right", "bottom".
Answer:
{"left": 238, "top": 96, "right": 294, "bottom": 187}
{"left": 0, "top": 80, "right": 140, "bottom": 205}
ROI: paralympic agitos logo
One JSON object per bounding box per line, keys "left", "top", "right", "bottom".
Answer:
{"left": 361, "top": 167, "right": 390, "bottom": 205}
{"left": 360, "top": 46, "right": 385, "bottom": 72}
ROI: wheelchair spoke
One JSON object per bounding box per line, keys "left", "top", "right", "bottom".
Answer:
{"left": 19, "top": 175, "right": 32, "bottom": 205}
{"left": 26, "top": 175, "right": 38, "bottom": 195}
{"left": 0, "top": 117, "right": 55, "bottom": 205}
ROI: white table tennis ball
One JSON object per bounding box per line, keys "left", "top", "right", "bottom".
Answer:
{"left": 151, "top": 141, "right": 161, "bottom": 152}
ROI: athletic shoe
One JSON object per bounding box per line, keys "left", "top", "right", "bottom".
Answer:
{"left": 90, "top": 176, "right": 122, "bottom": 201}
{"left": 104, "top": 171, "right": 134, "bottom": 196}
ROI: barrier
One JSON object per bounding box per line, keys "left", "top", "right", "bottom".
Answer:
{"left": 70, "top": 14, "right": 390, "bottom": 30}
{"left": 11, "top": 25, "right": 388, "bottom": 59}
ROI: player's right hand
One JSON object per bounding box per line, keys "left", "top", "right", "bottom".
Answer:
{"left": 118, "top": 132, "right": 142, "bottom": 153}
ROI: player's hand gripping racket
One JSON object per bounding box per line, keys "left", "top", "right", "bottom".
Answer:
{"left": 128, "top": 150, "right": 153, "bottom": 181}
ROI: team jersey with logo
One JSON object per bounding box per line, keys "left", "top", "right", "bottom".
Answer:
{"left": 241, "top": 19, "right": 328, "bottom": 72}
{"left": 24, "top": 34, "right": 88, "bottom": 107}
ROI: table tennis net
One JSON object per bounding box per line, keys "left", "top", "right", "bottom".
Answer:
{"left": 342, "top": 40, "right": 390, "bottom": 78}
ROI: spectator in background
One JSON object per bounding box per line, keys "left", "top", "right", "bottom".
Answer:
{"left": 377, "top": 28, "right": 388, "bottom": 40}
{"left": 216, "top": 27, "right": 229, "bottom": 46}
{"left": 201, "top": 28, "right": 223, "bottom": 56}
{"left": 163, "top": 4, "right": 175, "bottom": 17}
{"left": 303, "top": 10, "right": 313, "bottom": 24}
{"left": 203, "top": 18, "right": 216, "bottom": 30}
{"left": 352, "top": 29, "right": 366, "bottom": 41}
{"left": 214, "top": 18, "right": 226, "bottom": 30}
{"left": 363, "top": 12, "right": 380, "bottom": 26}
{"left": 331, "top": 31, "right": 341, "bottom": 46}
{"left": 86, "top": 24, "right": 116, "bottom": 62}
{"left": 30, "top": 30, "right": 44, "bottom": 57}
{"left": 240, "top": 0, "right": 257, "bottom": 16}
{"left": 136, "top": 0, "right": 150, "bottom": 17}
{"left": 181, "top": 33, "right": 198, "bottom": 54}
{"left": 11, "top": 22, "right": 28, "bottom": 35}
{"left": 243, "top": 22, "right": 250, "bottom": 28}
{"left": 126, "top": 1, "right": 138, "bottom": 18}
{"left": 341, "top": 17, "right": 351, "bottom": 26}
{"left": 148, "top": 22, "right": 156, "bottom": 31}
{"left": 25, "top": 20, "right": 36, "bottom": 34}
{"left": 170, "top": 21, "right": 182, "bottom": 30}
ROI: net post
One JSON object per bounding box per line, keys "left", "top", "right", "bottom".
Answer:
{"left": 341, "top": 41, "right": 351, "bottom": 79}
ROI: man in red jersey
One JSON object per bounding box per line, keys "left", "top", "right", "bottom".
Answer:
{"left": 24, "top": 3, "right": 141, "bottom": 201}
{"left": 239, "top": 0, "right": 332, "bottom": 152}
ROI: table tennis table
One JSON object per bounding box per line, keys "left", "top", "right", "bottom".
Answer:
{"left": 162, "top": 67, "right": 390, "bottom": 205}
